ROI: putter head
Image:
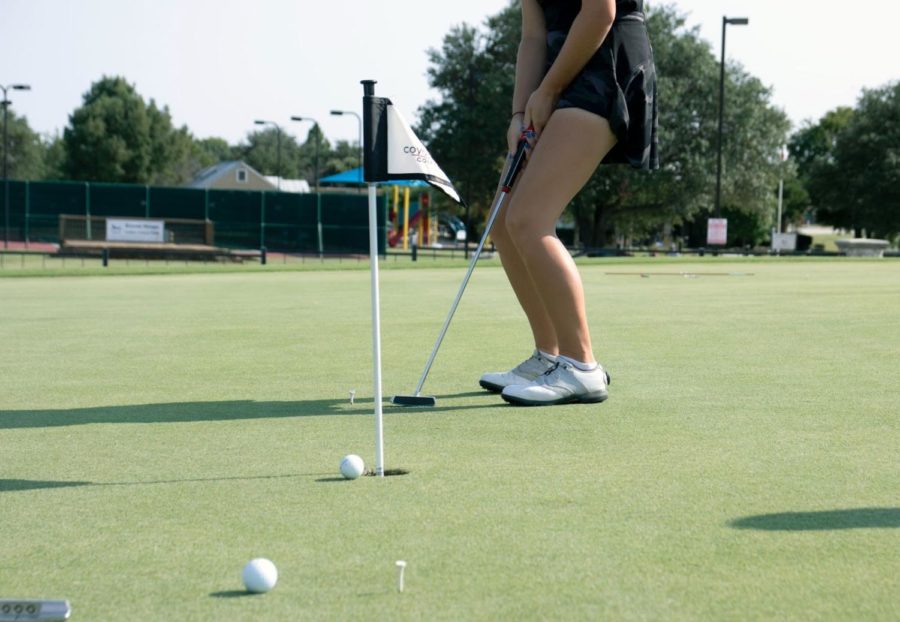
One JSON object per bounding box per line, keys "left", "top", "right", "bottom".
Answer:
{"left": 391, "top": 395, "right": 437, "bottom": 407}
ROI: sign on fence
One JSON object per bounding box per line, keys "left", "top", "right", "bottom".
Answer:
{"left": 106, "top": 219, "right": 165, "bottom": 243}
{"left": 771, "top": 233, "right": 797, "bottom": 252}
{"left": 706, "top": 218, "right": 728, "bottom": 246}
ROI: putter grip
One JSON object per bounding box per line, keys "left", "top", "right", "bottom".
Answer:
{"left": 501, "top": 127, "right": 532, "bottom": 192}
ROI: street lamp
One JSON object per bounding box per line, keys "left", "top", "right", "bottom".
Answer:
{"left": 254, "top": 119, "right": 282, "bottom": 191}
{"left": 291, "top": 116, "right": 323, "bottom": 256}
{"left": 714, "top": 16, "right": 749, "bottom": 221}
{"left": 330, "top": 109, "right": 362, "bottom": 190}
{"left": 2, "top": 83, "right": 31, "bottom": 249}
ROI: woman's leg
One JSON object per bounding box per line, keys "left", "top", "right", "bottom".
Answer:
{"left": 503, "top": 107, "right": 617, "bottom": 364}
{"left": 490, "top": 179, "right": 558, "bottom": 356}
{"left": 477, "top": 163, "right": 562, "bottom": 393}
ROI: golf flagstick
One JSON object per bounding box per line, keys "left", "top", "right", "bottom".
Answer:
{"left": 361, "top": 80, "right": 386, "bottom": 476}
{"left": 362, "top": 80, "right": 466, "bottom": 471}
{"left": 392, "top": 129, "right": 531, "bottom": 407}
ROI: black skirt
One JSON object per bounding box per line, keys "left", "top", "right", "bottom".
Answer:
{"left": 545, "top": 11, "right": 659, "bottom": 170}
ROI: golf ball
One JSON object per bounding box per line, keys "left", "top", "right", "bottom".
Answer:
{"left": 340, "top": 454, "right": 365, "bottom": 479}
{"left": 242, "top": 558, "right": 278, "bottom": 593}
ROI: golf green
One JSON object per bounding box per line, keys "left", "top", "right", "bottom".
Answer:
{"left": 1, "top": 258, "right": 897, "bottom": 620}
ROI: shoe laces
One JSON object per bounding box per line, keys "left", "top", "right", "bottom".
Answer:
{"left": 515, "top": 352, "right": 551, "bottom": 375}
{"left": 535, "top": 361, "right": 561, "bottom": 384}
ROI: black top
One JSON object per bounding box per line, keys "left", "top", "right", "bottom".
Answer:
{"left": 540, "top": 0, "right": 643, "bottom": 31}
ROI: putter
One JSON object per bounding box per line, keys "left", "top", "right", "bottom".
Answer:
{"left": 392, "top": 128, "right": 532, "bottom": 407}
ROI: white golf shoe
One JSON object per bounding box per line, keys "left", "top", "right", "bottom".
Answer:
{"left": 479, "top": 350, "right": 558, "bottom": 393}
{"left": 501, "top": 360, "right": 611, "bottom": 406}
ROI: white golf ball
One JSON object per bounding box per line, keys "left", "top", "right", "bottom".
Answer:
{"left": 340, "top": 454, "right": 365, "bottom": 480}
{"left": 242, "top": 558, "right": 278, "bottom": 593}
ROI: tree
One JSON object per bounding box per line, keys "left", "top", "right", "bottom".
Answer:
{"left": 836, "top": 82, "right": 900, "bottom": 240}
{"left": 323, "top": 139, "right": 359, "bottom": 179}
{"left": 193, "top": 137, "right": 232, "bottom": 169}
{"left": 801, "top": 84, "right": 900, "bottom": 240}
{"left": 0, "top": 109, "right": 47, "bottom": 180}
{"left": 789, "top": 107, "right": 853, "bottom": 230}
{"left": 40, "top": 132, "right": 67, "bottom": 180}
{"left": 63, "top": 76, "right": 194, "bottom": 184}
{"left": 417, "top": 2, "right": 519, "bottom": 229}
{"left": 236, "top": 127, "right": 302, "bottom": 181}
{"left": 297, "top": 124, "right": 330, "bottom": 186}
{"left": 147, "top": 101, "right": 194, "bottom": 185}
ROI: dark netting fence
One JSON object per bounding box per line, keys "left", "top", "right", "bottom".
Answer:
{"left": 2, "top": 180, "right": 387, "bottom": 254}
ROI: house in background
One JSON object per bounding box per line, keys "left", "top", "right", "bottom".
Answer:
{"left": 187, "top": 161, "right": 275, "bottom": 191}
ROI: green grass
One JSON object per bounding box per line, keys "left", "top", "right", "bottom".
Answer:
{"left": 1, "top": 259, "right": 898, "bottom": 620}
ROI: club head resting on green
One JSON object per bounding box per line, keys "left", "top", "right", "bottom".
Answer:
{"left": 391, "top": 394, "right": 437, "bottom": 407}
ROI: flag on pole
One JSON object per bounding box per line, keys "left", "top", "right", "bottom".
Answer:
{"left": 359, "top": 81, "right": 463, "bottom": 478}
{"left": 362, "top": 95, "right": 463, "bottom": 205}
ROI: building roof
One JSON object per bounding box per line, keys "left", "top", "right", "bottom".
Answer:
{"left": 187, "top": 160, "right": 275, "bottom": 189}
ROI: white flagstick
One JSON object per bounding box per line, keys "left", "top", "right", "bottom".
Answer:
{"left": 368, "top": 181, "right": 385, "bottom": 477}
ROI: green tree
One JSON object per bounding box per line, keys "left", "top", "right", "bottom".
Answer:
{"left": 147, "top": 101, "right": 194, "bottom": 185}
{"left": 40, "top": 132, "right": 67, "bottom": 180}
{"left": 63, "top": 76, "right": 194, "bottom": 184}
{"left": 192, "top": 137, "right": 233, "bottom": 169}
{"left": 323, "top": 139, "right": 360, "bottom": 179}
{"left": 801, "top": 84, "right": 900, "bottom": 240}
{"left": 0, "top": 109, "right": 46, "bottom": 180}
{"left": 236, "top": 127, "right": 302, "bottom": 181}
{"left": 297, "top": 124, "right": 330, "bottom": 186}
{"left": 416, "top": 2, "right": 520, "bottom": 227}
{"left": 789, "top": 107, "right": 853, "bottom": 231}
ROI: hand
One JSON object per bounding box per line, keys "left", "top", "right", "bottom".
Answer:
{"left": 522, "top": 86, "right": 559, "bottom": 156}
{"left": 507, "top": 113, "right": 525, "bottom": 156}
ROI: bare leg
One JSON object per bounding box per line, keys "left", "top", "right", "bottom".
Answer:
{"left": 502, "top": 108, "right": 617, "bottom": 363}
{"left": 490, "top": 178, "right": 558, "bottom": 355}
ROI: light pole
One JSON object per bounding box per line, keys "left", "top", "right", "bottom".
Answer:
{"left": 777, "top": 145, "right": 787, "bottom": 235}
{"left": 2, "top": 83, "right": 31, "bottom": 249}
{"left": 714, "top": 16, "right": 749, "bottom": 221}
{"left": 254, "top": 119, "right": 282, "bottom": 191}
{"left": 330, "top": 109, "right": 363, "bottom": 191}
{"left": 291, "top": 116, "right": 323, "bottom": 256}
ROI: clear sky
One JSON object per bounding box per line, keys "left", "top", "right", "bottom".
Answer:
{"left": 2, "top": 0, "right": 898, "bottom": 147}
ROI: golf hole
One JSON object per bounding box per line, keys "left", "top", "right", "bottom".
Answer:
{"left": 365, "top": 469, "right": 410, "bottom": 477}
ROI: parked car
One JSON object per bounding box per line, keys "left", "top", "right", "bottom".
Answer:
{"left": 438, "top": 212, "right": 467, "bottom": 243}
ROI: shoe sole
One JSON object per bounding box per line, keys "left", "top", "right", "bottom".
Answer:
{"left": 479, "top": 379, "right": 504, "bottom": 393}
{"left": 500, "top": 371, "right": 611, "bottom": 407}
{"left": 501, "top": 391, "right": 609, "bottom": 406}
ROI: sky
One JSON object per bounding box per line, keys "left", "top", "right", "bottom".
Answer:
{"left": 2, "top": 0, "right": 899, "bottom": 147}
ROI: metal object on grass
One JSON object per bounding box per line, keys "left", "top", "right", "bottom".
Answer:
{"left": 0, "top": 600, "right": 71, "bottom": 621}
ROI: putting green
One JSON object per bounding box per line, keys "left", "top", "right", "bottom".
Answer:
{"left": 1, "top": 258, "right": 897, "bottom": 620}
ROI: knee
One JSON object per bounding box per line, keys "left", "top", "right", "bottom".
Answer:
{"left": 503, "top": 202, "right": 541, "bottom": 247}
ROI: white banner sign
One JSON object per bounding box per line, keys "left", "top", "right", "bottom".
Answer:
{"left": 106, "top": 219, "right": 165, "bottom": 243}
{"left": 707, "top": 218, "right": 728, "bottom": 246}
{"left": 771, "top": 233, "right": 797, "bottom": 251}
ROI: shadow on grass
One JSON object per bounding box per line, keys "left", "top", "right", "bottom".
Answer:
{"left": 1, "top": 473, "right": 334, "bottom": 494}
{"left": 729, "top": 507, "right": 900, "bottom": 531}
{"left": 209, "top": 590, "right": 256, "bottom": 599}
{"left": 0, "top": 391, "right": 498, "bottom": 429}
{"left": 0, "top": 479, "right": 92, "bottom": 492}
